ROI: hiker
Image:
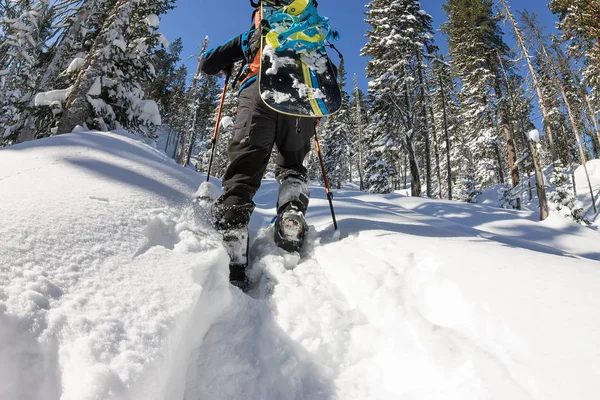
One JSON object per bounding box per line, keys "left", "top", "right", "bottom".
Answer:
{"left": 199, "top": 1, "right": 315, "bottom": 288}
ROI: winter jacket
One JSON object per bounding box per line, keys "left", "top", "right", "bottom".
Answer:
{"left": 200, "top": 11, "right": 262, "bottom": 91}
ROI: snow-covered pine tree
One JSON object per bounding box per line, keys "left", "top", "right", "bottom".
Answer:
{"left": 443, "top": 0, "right": 518, "bottom": 190}
{"left": 321, "top": 58, "right": 352, "bottom": 189}
{"left": 460, "top": 163, "right": 482, "bottom": 203}
{"left": 499, "top": 184, "right": 519, "bottom": 209}
{"left": 202, "top": 79, "right": 237, "bottom": 178}
{"left": 145, "top": 38, "right": 187, "bottom": 128}
{"left": 429, "top": 56, "right": 464, "bottom": 200}
{"left": 552, "top": 42, "right": 599, "bottom": 157}
{"left": 176, "top": 38, "right": 220, "bottom": 168}
{"left": 550, "top": 0, "right": 600, "bottom": 101}
{"left": 0, "top": 0, "right": 53, "bottom": 145}
{"left": 362, "top": 0, "right": 437, "bottom": 197}
{"left": 363, "top": 145, "right": 393, "bottom": 194}
{"left": 442, "top": 0, "right": 498, "bottom": 187}
{"left": 14, "top": 0, "right": 100, "bottom": 143}
{"left": 55, "top": 0, "right": 175, "bottom": 136}
{"left": 548, "top": 160, "right": 590, "bottom": 225}
{"left": 144, "top": 37, "right": 188, "bottom": 158}
{"left": 350, "top": 74, "right": 368, "bottom": 190}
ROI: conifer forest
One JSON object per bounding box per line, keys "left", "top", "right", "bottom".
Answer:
{"left": 2, "top": 0, "right": 599, "bottom": 223}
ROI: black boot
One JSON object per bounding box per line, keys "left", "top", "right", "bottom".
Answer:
{"left": 274, "top": 202, "right": 308, "bottom": 252}
{"left": 212, "top": 199, "right": 254, "bottom": 290}
{"left": 221, "top": 227, "right": 250, "bottom": 290}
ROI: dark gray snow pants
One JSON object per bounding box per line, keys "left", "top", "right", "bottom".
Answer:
{"left": 213, "top": 81, "right": 315, "bottom": 230}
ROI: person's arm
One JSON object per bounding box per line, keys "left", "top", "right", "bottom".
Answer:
{"left": 199, "top": 35, "right": 244, "bottom": 75}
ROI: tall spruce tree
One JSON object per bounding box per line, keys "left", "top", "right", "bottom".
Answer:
{"left": 55, "top": 0, "right": 175, "bottom": 136}
{"left": 350, "top": 74, "right": 368, "bottom": 190}
{"left": 362, "top": 0, "right": 437, "bottom": 196}
{"left": 322, "top": 58, "right": 353, "bottom": 189}
{"left": 177, "top": 37, "right": 220, "bottom": 167}
{"left": 549, "top": 0, "right": 600, "bottom": 99}
{"left": 443, "top": 0, "right": 518, "bottom": 192}
{"left": 0, "top": 0, "right": 54, "bottom": 145}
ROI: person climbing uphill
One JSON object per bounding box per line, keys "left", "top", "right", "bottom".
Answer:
{"left": 199, "top": 0, "right": 321, "bottom": 289}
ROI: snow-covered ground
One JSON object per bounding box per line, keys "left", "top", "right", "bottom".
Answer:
{"left": 2, "top": 131, "right": 600, "bottom": 400}
{"left": 478, "top": 160, "right": 600, "bottom": 224}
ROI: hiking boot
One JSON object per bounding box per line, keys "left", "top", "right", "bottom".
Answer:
{"left": 274, "top": 202, "right": 308, "bottom": 252}
{"left": 221, "top": 227, "right": 250, "bottom": 290}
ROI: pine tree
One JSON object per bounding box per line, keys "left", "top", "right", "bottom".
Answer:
{"left": 430, "top": 56, "right": 463, "bottom": 200}
{"left": 55, "top": 0, "right": 175, "bottom": 136}
{"left": 145, "top": 37, "right": 188, "bottom": 158}
{"left": 202, "top": 82, "right": 237, "bottom": 177}
{"left": 350, "top": 74, "right": 368, "bottom": 190}
{"left": 363, "top": 0, "right": 437, "bottom": 196}
{"left": 548, "top": 160, "right": 590, "bottom": 225}
{"left": 549, "top": 0, "right": 600, "bottom": 98}
{"left": 178, "top": 37, "right": 220, "bottom": 167}
{"left": 0, "top": 0, "right": 53, "bottom": 145}
{"left": 322, "top": 58, "right": 353, "bottom": 189}
{"left": 364, "top": 147, "right": 393, "bottom": 194}
{"left": 460, "top": 163, "right": 482, "bottom": 203}
{"left": 444, "top": 0, "right": 520, "bottom": 193}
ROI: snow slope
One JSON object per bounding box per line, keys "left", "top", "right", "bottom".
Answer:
{"left": 2, "top": 131, "right": 600, "bottom": 400}
{"left": 478, "top": 159, "right": 600, "bottom": 223}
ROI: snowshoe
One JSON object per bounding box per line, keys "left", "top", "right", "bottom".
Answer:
{"left": 274, "top": 202, "right": 308, "bottom": 252}
{"left": 221, "top": 227, "right": 250, "bottom": 290}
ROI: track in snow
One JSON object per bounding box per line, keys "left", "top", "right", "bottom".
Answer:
{"left": 180, "top": 192, "right": 542, "bottom": 400}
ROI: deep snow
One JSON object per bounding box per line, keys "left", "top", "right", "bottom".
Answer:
{"left": 1, "top": 131, "right": 600, "bottom": 400}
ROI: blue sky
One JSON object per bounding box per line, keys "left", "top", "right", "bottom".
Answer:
{"left": 161, "top": 0, "right": 560, "bottom": 100}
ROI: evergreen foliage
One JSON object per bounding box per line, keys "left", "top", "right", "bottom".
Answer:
{"left": 321, "top": 58, "right": 353, "bottom": 189}
{"left": 548, "top": 161, "right": 590, "bottom": 225}
{"left": 460, "top": 164, "right": 482, "bottom": 203}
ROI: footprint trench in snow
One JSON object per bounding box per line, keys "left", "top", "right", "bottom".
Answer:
{"left": 35, "top": 200, "right": 536, "bottom": 400}
{"left": 47, "top": 194, "right": 534, "bottom": 400}
{"left": 170, "top": 212, "right": 531, "bottom": 400}
{"left": 5, "top": 130, "right": 599, "bottom": 400}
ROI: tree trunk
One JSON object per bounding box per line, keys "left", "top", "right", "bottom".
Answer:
{"left": 18, "top": 8, "right": 91, "bottom": 142}
{"left": 583, "top": 91, "right": 600, "bottom": 149}
{"left": 439, "top": 75, "right": 453, "bottom": 200}
{"left": 493, "top": 142, "right": 505, "bottom": 185}
{"left": 530, "top": 140, "right": 550, "bottom": 220}
{"left": 501, "top": 0, "right": 557, "bottom": 162}
{"left": 179, "top": 43, "right": 209, "bottom": 166}
{"left": 416, "top": 51, "right": 432, "bottom": 197}
{"left": 353, "top": 75, "right": 365, "bottom": 191}
{"left": 425, "top": 77, "right": 443, "bottom": 199}
{"left": 403, "top": 154, "right": 408, "bottom": 189}
{"left": 428, "top": 105, "right": 443, "bottom": 199}
{"left": 571, "top": 167, "right": 578, "bottom": 197}
{"left": 494, "top": 54, "right": 521, "bottom": 209}
{"left": 541, "top": 44, "right": 598, "bottom": 213}
{"left": 403, "top": 80, "right": 422, "bottom": 197}
{"left": 493, "top": 79, "right": 521, "bottom": 208}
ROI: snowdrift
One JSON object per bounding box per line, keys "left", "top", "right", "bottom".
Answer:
{"left": 2, "top": 131, "right": 600, "bottom": 400}
{"left": 478, "top": 159, "right": 600, "bottom": 223}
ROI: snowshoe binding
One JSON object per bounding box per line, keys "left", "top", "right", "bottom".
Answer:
{"left": 274, "top": 202, "right": 308, "bottom": 252}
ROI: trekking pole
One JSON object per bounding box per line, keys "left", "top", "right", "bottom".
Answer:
{"left": 206, "top": 70, "right": 232, "bottom": 182}
{"left": 313, "top": 133, "right": 339, "bottom": 231}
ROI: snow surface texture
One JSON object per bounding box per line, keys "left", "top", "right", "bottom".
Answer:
{"left": 2, "top": 131, "right": 600, "bottom": 399}
{"left": 477, "top": 160, "right": 600, "bottom": 224}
